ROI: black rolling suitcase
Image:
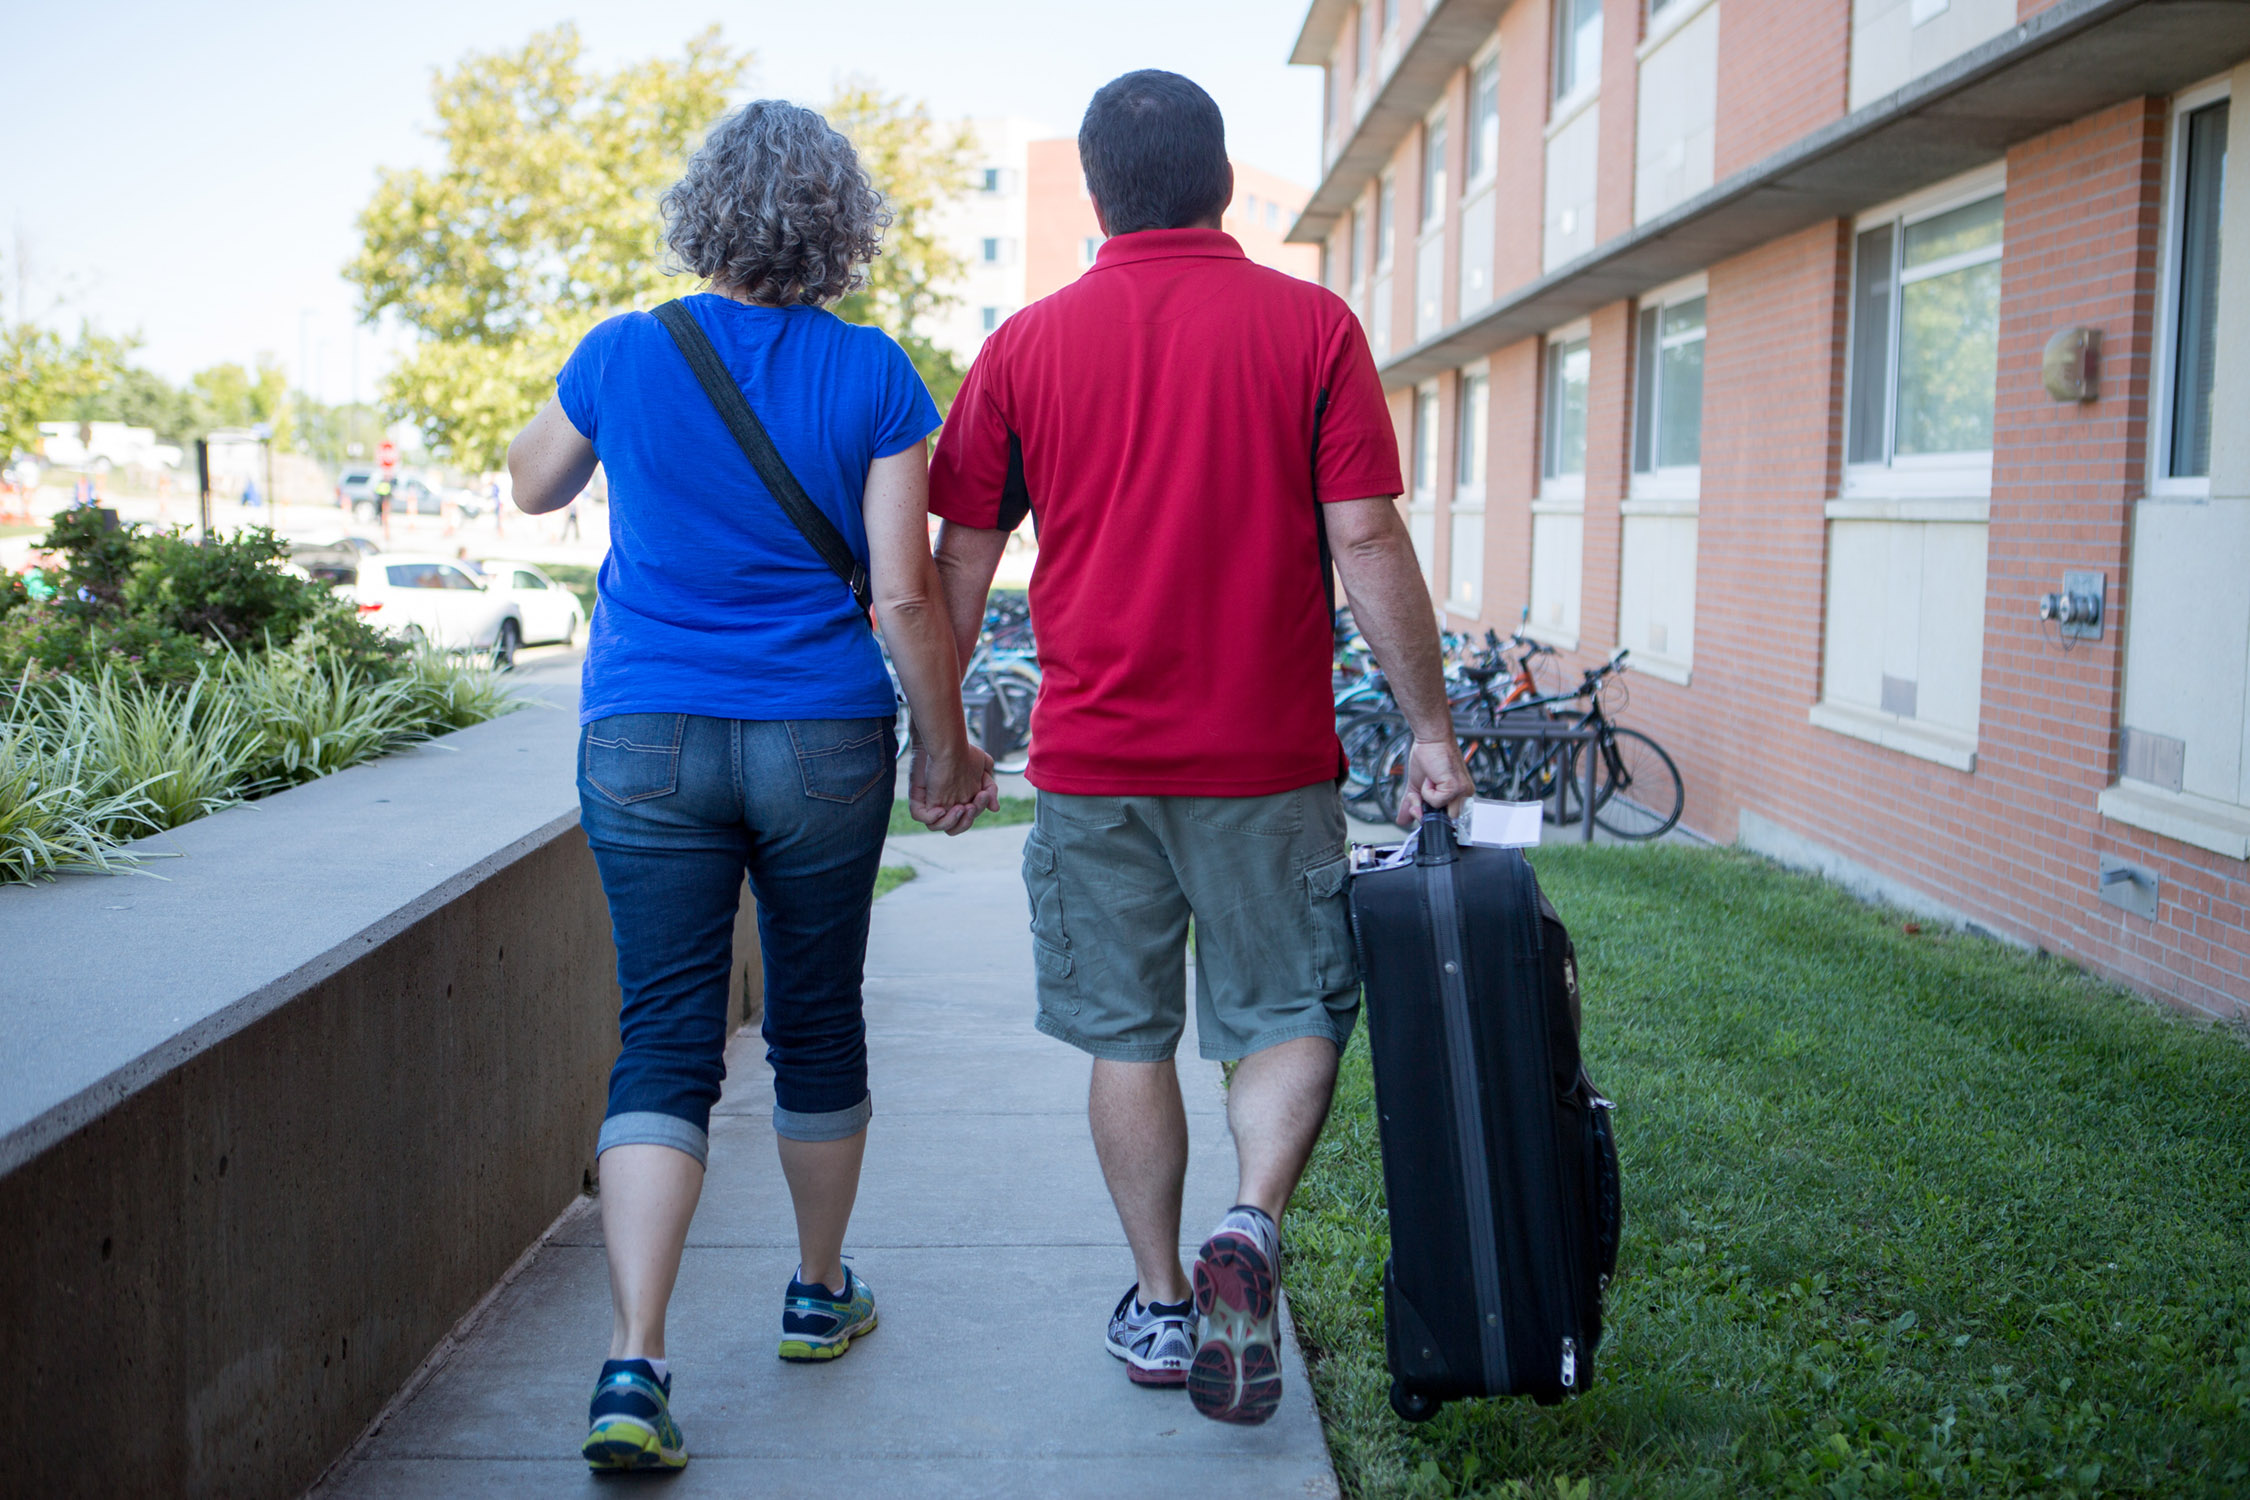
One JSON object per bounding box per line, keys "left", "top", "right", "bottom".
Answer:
{"left": 1348, "top": 810, "right": 1620, "bottom": 1420}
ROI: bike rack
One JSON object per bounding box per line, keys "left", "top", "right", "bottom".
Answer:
{"left": 1447, "top": 719, "right": 1603, "bottom": 844}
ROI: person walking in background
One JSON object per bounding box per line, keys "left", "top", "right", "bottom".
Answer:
{"left": 930, "top": 71, "right": 1471, "bottom": 1426}
{"left": 507, "top": 98, "right": 996, "bottom": 1474}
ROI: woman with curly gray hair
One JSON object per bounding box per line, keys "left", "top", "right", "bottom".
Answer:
{"left": 508, "top": 98, "right": 995, "bottom": 1472}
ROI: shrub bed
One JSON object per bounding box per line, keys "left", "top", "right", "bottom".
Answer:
{"left": 2, "top": 512, "right": 516, "bottom": 884}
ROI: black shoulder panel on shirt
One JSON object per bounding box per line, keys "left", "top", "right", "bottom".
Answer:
{"left": 997, "top": 430, "right": 1034, "bottom": 534}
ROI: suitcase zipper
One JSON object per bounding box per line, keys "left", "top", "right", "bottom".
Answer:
{"left": 1561, "top": 1335, "right": 1577, "bottom": 1388}
{"left": 1420, "top": 848, "right": 1511, "bottom": 1391}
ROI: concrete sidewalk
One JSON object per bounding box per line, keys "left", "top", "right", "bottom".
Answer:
{"left": 313, "top": 822, "right": 1339, "bottom": 1498}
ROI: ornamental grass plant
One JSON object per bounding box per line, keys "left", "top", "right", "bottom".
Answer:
{"left": 0, "top": 513, "right": 521, "bottom": 885}
{"left": 1287, "top": 844, "right": 2250, "bottom": 1500}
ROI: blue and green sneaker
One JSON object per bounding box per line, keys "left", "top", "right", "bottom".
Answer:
{"left": 778, "top": 1266, "right": 877, "bottom": 1362}
{"left": 581, "top": 1358, "right": 687, "bottom": 1470}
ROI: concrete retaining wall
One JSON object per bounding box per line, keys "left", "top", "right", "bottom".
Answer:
{"left": 0, "top": 685, "right": 759, "bottom": 1498}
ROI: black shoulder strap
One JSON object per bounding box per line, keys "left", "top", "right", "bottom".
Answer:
{"left": 651, "top": 298, "right": 873, "bottom": 615}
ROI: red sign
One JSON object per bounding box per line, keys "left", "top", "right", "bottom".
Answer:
{"left": 376, "top": 441, "right": 399, "bottom": 474}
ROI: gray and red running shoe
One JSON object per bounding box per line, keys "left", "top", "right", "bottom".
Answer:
{"left": 1188, "top": 1205, "right": 1283, "bottom": 1424}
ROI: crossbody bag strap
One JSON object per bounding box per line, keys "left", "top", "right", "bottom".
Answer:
{"left": 651, "top": 298, "right": 874, "bottom": 616}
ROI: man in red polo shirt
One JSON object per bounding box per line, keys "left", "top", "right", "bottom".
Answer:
{"left": 930, "top": 70, "right": 1469, "bottom": 1426}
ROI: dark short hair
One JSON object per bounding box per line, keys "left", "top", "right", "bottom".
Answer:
{"left": 1078, "top": 71, "right": 1230, "bottom": 236}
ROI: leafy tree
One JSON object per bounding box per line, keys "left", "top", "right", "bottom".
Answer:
{"left": 187, "top": 357, "right": 290, "bottom": 437}
{"left": 348, "top": 25, "right": 748, "bottom": 469}
{"left": 0, "top": 317, "right": 130, "bottom": 459}
{"left": 69, "top": 365, "right": 199, "bottom": 445}
{"left": 827, "top": 81, "right": 976, "bottom": 410}
{"left": 348, "top": 28, "right": 979, "bottom": 467}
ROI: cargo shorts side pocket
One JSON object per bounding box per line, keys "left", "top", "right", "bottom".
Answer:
{"left": 1021, "top": 828, "right": 1078, "bottom": 1011}
{"left": 1304, "top": 853, "right": 1358, "bottom": 996}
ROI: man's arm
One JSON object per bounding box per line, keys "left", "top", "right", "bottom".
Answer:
{"left": 933, "top": 520, "right": 1010, "bottom": 671}
{"left": 1323, "top": 496, "right": 1473, "bottom": 821}
{"left": 506, "top": 398, "right": 597, "bottom": 515}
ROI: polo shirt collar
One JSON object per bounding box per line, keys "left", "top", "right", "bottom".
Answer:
{"left": 1091, "top": 227, "right": 1246, "bottom": 270}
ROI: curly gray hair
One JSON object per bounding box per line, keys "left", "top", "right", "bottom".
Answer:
{"left": 661, "top": 100, "right": 889, "bottom": 307}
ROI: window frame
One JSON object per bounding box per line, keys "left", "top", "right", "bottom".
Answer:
{"left": 1464, "top": 48, "right": 1502, "bottom": 190}
{"left": 1539, "top": 318, "right": 1593, "bottom": 500}
{"left": 1630, "top": 272, "right": 1708, "bottom": 500}
{"left": 1376, "top": 171, "right": 1397, "bottom": 272}
{"left": 1421, "top": 104, "right": 1450, "bottom": 233}
{"left": 1840, "top": 164, "right": 2007, "bottom": 502}
{"left": 1553, "top": 0, "right": 1604, "bottom": 108}
{"left": 2149, "top": 76, "right": 2232, "bottom": 501}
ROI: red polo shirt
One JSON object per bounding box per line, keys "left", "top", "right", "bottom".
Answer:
{"left": 930, "top": 228, "right": 1402, "bottom": 797}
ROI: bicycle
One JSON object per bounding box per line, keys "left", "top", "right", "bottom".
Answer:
{"left": 1352, "top": 648, "right": 1684, "bottom": 840}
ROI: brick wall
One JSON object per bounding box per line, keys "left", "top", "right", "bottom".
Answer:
{"left": 1715, "top": 0, "right": 1851, "bottom": 177}
{"left": 1494, "top": 0, "right": 1551, "bottom": 296}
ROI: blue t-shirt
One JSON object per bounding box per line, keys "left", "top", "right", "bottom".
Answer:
{"left": 557, "top": 295, "right": 942, "bottom": 725}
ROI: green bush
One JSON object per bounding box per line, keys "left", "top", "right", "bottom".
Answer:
{"left": 0, "top": 715, "right": 159, "bottom": 883}
{"left": 4, "top": 511, "right": 402, "bottom": 687}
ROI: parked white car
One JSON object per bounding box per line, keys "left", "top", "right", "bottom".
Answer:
{"left": 347, "top": 554, "right": 524, "bottom": 664}
{"left": 481, "top": 560, "right": 585, "bottom": 646}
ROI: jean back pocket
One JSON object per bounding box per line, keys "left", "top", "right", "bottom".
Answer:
{"left": 581, "top": 714, "right": 684, "bottom": 805}
{"left": 788, "top": 718, "right": 893, "bottom": 804}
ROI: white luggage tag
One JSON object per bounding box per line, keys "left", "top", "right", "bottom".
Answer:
{"left": 1462, "top": 798, "right": 1543, "bottom": 848}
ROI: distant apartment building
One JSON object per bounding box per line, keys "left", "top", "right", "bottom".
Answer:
{"left": 1291, "top": 0, "right": 2250, "bottom": 1021}
{"left": 926, "top": 117, "right": 1321, "bottom": 368}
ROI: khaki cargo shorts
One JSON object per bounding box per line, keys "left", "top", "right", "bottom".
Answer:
{"left": 1020, "top": 783, "right": 1361, "bottom": 1062}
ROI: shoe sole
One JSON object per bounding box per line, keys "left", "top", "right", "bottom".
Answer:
{"left": 778, "top": 1310, "right": 877, "bottom": 1362}
{"left": 1103, "top": 1331, "right": 1190, "bottom": 1387}
{"left": 1189, "top": 1231, "right": 1282, "bottom": 1425}
{"left": 582, "top": 1416, "right": 687, "bottom": 1471}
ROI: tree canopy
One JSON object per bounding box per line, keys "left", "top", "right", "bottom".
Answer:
{"left": 348, "top": 26, "right": 974, "bottom": 470}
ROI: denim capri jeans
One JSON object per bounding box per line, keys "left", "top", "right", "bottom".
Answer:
{"left": 577, "top": 711, "right": 897, "bottom": 1166}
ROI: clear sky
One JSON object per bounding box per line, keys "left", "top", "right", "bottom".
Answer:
{"left": 3, "top": 0, "right": 1322, "bottom": 403}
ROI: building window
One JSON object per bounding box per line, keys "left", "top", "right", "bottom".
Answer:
{"left": 1246, "top": 192, "right": 1260, "bottom": 220}
{"left": 1408, "top": 383, "right": 1441, "bottom": 586}
{"left": 2161, "top": 98, "right": 2228, "bottom": 482}
{"left": 2103, "top": 84, "right": 2248, "bottom": 857}
{"left": 1622, "top": 278, "right": 1705, "bottom": 679}
{"left": 1267, "top": 201, "right": 1281, "bottom": 229}
{"left": 981, "top": 237, "right": 1002, "bottom": 265}
{"left": 1633, "top": 293, "right": 1705, "bottom": 474}
{"left": 1466, "top": 55, "right": 1501, "bottom": 184}
{"left": 1555, "top": 0, "right": 1603, "bottom": 101}
{"left": 980, "top": 167, "right": 1002, "bottom": 193}
{"left": 1376, "top": 173, "right": 1397, "bottom": 269}
{"left": 1080, "top": 236, "right": 1103, "bottom": 268}
{"left": 1846, "top": 190, "right": 2004, "bottom": 469}
{"left": 1542, "top": 335, "right": 1591, "bottom": 482}
{"left": 1421, "top": 111, "right": 1448, "bottom": 229}
{"left": 980, "top": 306, "right": 1002, "bottom": 333}
{"left": 1532, "top": 330, "right": 1590, "bottom": 645}
{"left": 1450, "top": 372, "right": 1489, "bottom": 616}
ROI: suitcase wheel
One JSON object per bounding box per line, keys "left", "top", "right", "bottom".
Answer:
{"left": 1388, "top": 1380, "right": 1441, "bottom": 1423}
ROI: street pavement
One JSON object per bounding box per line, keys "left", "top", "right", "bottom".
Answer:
{"left": 309, "top": 819, "right": 1339, "bottom": 1499}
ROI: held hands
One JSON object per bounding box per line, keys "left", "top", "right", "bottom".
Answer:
{"left": 909, "top": 740, "right": 1001, "bottom": 836}
{"left": 1396, "top": 734, "right": 1475, "bottom": 828}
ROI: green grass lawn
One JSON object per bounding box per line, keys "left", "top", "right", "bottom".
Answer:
{"left": 873, "top": 863, "right": 916, "bottom": 900}
{"left": 1289, "top": 844, "right": 2250, "bottom": 1499}
{"left": 887, "top": 794, "right": 1036, "bottom": 836}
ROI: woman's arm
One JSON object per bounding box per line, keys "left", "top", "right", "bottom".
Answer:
{"left": 507, "top": 398, "right": 598, "bottom": 515}
{"left": 865, "top": 441, "right": 995, "bottom": 833}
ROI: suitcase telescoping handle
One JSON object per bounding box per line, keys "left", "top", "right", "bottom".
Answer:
{"left": 1415, "top": 809, "right": 1460, "bottom": 866}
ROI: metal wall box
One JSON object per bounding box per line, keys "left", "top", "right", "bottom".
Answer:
{"left": 2098, "top": 854, "right": 2160, "bottom": 920}
{"left": 2042, "top": 326, "right": 2102, "bottom": 401}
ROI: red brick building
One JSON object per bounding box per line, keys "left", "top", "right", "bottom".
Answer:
{"left": 1290, "top": 0, "right": 2250, "bottom": 1020}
